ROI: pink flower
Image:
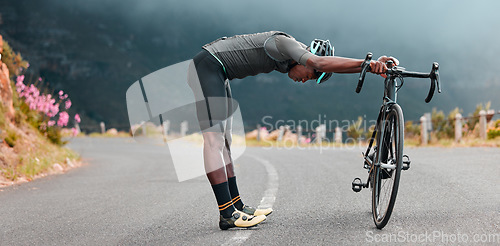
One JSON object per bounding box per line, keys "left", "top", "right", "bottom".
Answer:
{"left": 71, "top": 127, "right": 79, "bottom": 137}
{"left": 16, "top": 75, "right": 25, "bottom": 84}
{"left": 60, "top": 94, "right": 68, "bottom": 100}
{"left": 16, "top": 82, "right": 25, "bottom": 93}
{"left": 58, "top": 90, "right": 69, "bottom": 100}
{"left": 38, "top": 77, "right": 42, "bottom": 82}
{"left": 74, "top": 114, "right": 81, "bottom": 123}
{"left": 65, "top": 99, "right": 72, "bottom": 109}
{"left": 37, "top": 97, "right": 51, "bottom": 115}
{"left": 57, "top": 111, "right": 69, "bottom": 127}
{"left": 48, "top": 103, "right": 59, "bottom": 118}
{"left": 48, "top": 120, "right": 56, "bottom": 127}
{"left": 28, "top": 84, "right": 39, "bottom": 97}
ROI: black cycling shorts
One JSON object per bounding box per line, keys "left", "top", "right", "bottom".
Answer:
{"left": 188, "top": 50, "right": 234, "bottom": 132}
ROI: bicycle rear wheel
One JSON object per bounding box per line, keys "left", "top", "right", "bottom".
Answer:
{"left": 372, "top": 104, "right": 404, "bottom": 229}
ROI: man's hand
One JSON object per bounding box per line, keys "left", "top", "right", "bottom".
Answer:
{"left": 369, "top": 56, "right": 400, "bottom": 77}
{"left": 377, "top": 56, "right": 399, "bottom": 66}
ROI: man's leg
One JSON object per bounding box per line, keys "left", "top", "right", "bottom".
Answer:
{"left": 221, "top": 82, "right": 244, "bottom": 210}
{"left": 222, "top": 132, "right": 245, "bottom": 210}
{"left": 191, "top": 50, "right": 266, "bottom": 229}
{"left": 202, "top": 131, "right": 237, "bottom": 219}
{"left": 221, "top": 86, "right": 272, "bottom": 216}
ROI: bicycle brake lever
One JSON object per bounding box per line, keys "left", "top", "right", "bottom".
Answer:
{"left": 356, "top": 53, "right": 373, "bottom": 93}
{"left": 425, "top": 62, "right": 440, "bottom": 103}
{"left": 433, "top": 62, "right": 441, "bottom": 93}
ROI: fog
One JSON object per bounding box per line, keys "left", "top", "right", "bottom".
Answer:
{"left": 60, "top": 0, "right": 500, "bottom": 86}
{"left": 3, "top": 0, "right": 500, "bottom": 127}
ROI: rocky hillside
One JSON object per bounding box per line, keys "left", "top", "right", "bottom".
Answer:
{"left": 0, "top": 35, "right": 79, "bottom": 187}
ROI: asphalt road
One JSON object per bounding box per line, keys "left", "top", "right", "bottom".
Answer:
{"left": 0, "top": 137, "right": 498, "bottom": 245}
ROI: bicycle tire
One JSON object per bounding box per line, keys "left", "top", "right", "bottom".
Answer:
{"left": 371, "top": 104, "right": 404, "bottom": 229}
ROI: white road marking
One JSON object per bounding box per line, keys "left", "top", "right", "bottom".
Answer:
{"left": 222, "top": 231, "right": 252, "bottom": 246}
{"left": 252, "top": 156, "right": 279, "bottom": 210}
{"left": 222, "top": 155, "right": 279, "bottom": 246}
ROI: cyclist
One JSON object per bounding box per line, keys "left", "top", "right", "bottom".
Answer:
{"left": 188, "top": 31, "right": 398, "bottom": 230}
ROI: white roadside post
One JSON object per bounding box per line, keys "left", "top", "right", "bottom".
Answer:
{"left": 180, "top": 121, "right": 188, "bottom": 137}
{"left": 335, "top": 127, "right": 342, "bottom": 144}
{"left": 297, "top": 125, "right": 303, "bottom": 145}
{"left": 256, "top": 124, "right": 261, "bottom": 142}
{"left": 455, "top": 113, "right": 462, "bottom": 143}
{"left": 479, "top": 110, "right": 487, "bottom": 140}
{"left": 100, "top": 122, "right": 106, "bottom": 134}
{"left": 277, "top": 125, "right": 285, "bottom": 142}
{"left": 420, "top": 115, "right": 428, "bottom": 145}
{"left": 162, "top": 120, "right": 170, "bottom": 142}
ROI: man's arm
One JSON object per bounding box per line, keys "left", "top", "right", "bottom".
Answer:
{"left": 306, "top": 55, "right": 399, "bottom": 74}
{"left": 274, "top": 34, "right": 399, "bottom": 74}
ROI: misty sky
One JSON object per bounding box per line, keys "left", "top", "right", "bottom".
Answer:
{"left": 5, "top": 0, "right": 500, "bottom": 126}
{"left": 66, "top": 0, "right": 499, "bottom": 116}
{"left": 64, "top": 0, "right": 500, "bottom": 87}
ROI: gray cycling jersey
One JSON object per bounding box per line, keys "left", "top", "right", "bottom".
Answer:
{"left": 202, "top": 31, "right": 313, "bottom": 80}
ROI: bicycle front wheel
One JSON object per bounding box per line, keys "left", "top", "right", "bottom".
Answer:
{"left": 372, "top": 104, "right": 404, "bottom": 229}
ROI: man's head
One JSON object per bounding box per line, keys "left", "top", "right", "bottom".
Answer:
{"left": 287, "top": 62, "right": 317, "bottom": 83}
{"left": 287, "top": 38, "right": 334, "bottom": 83}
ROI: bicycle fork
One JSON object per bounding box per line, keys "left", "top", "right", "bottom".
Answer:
{"left": 351, "top": 106, "right": 411, "bottom": 193}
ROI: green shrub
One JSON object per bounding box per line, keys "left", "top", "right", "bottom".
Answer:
{"left": 0, "top": 104, "right": 5, "bottom": 128}
{"left": 346, "top": 116, "right": 365, "bottom": 141}
{"left": 1, "top": 40, "right": 29, "bottom": 78}
{"left": 467, "top": 102, "right": 490, "bottom": 131}
{"left": 405, "top": 120, "right": 420, "bottom": 138}
{"left": 5, "top": 129, "right": 18, "bottom": 147}
{"left": 487, "top": 119, "right": 500, "bottom": 140}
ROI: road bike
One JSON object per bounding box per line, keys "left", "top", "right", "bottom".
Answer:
{"left": 351, "top": 53, "right": 440, "bottom": 229}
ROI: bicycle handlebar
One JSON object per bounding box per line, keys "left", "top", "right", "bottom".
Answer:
{"left": 356, "top": 53, "right": 373, "bottom": 93}
{"left": 356, "top": 52, "right": 441, "bottom": 103}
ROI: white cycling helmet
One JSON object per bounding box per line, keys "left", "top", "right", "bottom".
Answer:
{"left": 310, "top": 39, "right": 334, "bottom": 84}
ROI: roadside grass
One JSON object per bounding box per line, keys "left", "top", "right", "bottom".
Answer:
{"left": 87, "top": 131, "right": 131, "bottom": 138}
{"left": 246, "top": 136, "right": 500, "bottom": 148}
{"left": 405, "top": 136, "right": 500, "bottom": 148}
{"left": 17, "top": 141, "right": 79, "bottom": 181}
{"left": 1, "top": 120, "right": 80, "bottom": 182}
{"left": 80, "top": 128, "right": 500, "bottom": 149}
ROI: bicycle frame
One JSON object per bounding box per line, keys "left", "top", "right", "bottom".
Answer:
{"left": 361, "top": 64, "right": 399, "bottom": 189}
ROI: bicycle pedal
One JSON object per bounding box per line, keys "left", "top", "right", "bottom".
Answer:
{"left": 402, "top": 154, "right": 411, "bottom": 170}
{"left": 352, "top": 178, "right": 363, "bottom": 192}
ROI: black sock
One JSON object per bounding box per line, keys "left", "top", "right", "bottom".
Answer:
{"left": 211, "top": 182, "right": 235, "bottom": 218}
{"left": 228, "top": 176, "right": 244, "bottom": 210}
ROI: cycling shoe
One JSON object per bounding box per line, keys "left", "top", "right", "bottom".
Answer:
{"left": 219, "top": 211, "right": 266, "bottom": 230}
{"left": 241, "top": 205, "right": 273, "bottom": 216}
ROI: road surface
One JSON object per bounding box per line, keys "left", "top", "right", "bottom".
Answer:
{"left": 0, "top": 138, "right": 498, "bottom": 245}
